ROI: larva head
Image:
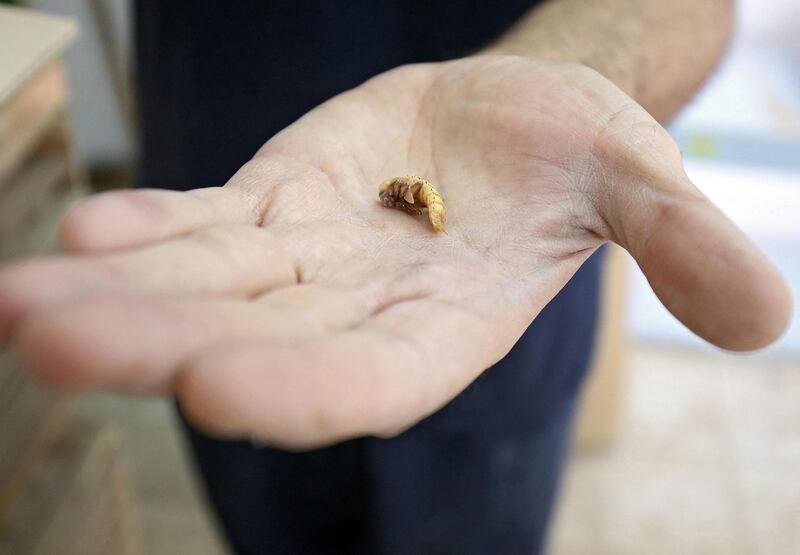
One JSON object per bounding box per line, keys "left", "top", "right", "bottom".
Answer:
{"left": 378, "top": 178, "right": 400, "bottom": 207}
{"left": 379, "top": 190, "right": 397, "bottom": 208}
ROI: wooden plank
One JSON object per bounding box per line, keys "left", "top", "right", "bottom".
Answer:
{"left": 0, "top": 149, "right": 69, "bottom": 244}
{"left": 0, "top": 358, "right": 27, "bottom": 412}
{"left": 0, "top": 61, "right": 67, "bottom": 183}
{"left": 0, "top": 5, "right": 76, "bottom": 105}
{"left": 0, "top": 420, "right": 138, "bottom": 555}
{"left": 39, "top": 114, "right": 87, "bottom": 195}
{"left": 0, "top": 380, "right": 72, "bottom": 519}
{"left": 109, "top": 454, "right": 141, "bottom": 555}
{"left": 81, "top": 461, "right": 140, "bottom": 555}
{"left": 35, "top": 424, "right": 137, "bottom": 555}
{"left": 0, "top": 380, "right": 61, "bottom": 483}
{"left": 0, "top": 185, "right": 85, "bottom": 260}
{"left": 0, "top": 420, "right": 97, "bottom": 552}
{"left": 51, "top": 465, "right": 115, "bottom": 555}
{"left": 0, "top": 350, "right": 72, "bottom": 520}
{"left": 34, "top": 444, "right": 116, "bottom": 555}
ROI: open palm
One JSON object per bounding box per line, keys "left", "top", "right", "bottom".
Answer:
{"left": 0, "top": 55, "right": 789, "bottom": 447}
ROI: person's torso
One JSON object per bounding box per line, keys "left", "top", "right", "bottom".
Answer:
{"left": 135, "top": 0, "right": 538, "bottom": 188}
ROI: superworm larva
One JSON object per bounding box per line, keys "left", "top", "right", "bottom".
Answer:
{"left": 378, "top": 176, "right": 445, "bottom": 232}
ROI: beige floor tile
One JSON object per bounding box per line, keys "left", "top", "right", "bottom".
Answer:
{"left": 549, "top": 346, "right": 800, "bottom": 555}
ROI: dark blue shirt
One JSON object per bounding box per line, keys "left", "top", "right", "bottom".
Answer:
{"left": 136, "top": 0, "right": 539, "bottom": 188}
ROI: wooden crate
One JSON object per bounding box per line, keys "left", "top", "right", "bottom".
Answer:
{"left": 1, "top": 7, "right": 140, "bottom": 555}
{"left": 0, "top": 353, "right": 72, "bottom": 519}
{"left": 0, "top": 420, "right": 139, "bottom": 555}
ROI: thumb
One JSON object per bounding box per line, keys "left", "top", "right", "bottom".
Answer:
{"left": 595, "top": 124, "right": 792, "bottom": 351}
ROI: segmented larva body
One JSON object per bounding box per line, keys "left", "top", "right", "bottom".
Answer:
{"left": 378, "top": 176, "right": 446, "bottom": 232}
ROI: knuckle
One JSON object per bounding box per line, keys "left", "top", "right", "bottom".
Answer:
{"left": 595, "top": 105, "right": 683, "bottom": 183}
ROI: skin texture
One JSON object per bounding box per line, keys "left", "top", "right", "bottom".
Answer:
{"left": 0, "top": 3, "right": 792, "bottom": 449}
{"left": 492, "top": 0, "right": 735, "bottom": 122}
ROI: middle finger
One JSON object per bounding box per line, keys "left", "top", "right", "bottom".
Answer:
{"left": 0, "top": 224, "right": 297, "bottom": 339}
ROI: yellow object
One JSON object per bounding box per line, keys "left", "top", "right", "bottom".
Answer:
{"left": 378, "top": 175, "right": 446, "bottom": 232}
{"left": 687, "top": 133, "right": 717, "bottom": 159}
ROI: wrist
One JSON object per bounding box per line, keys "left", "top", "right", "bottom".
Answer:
{"left": 483, "top": 33, "right": 638, "bottom": 99}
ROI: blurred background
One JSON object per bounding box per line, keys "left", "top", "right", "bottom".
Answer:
{"left": 0, "top": 1, "right": 798, "bottom": 554}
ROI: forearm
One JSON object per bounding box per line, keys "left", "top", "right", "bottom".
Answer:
{"left": 487, "top": 0, "right": 734, "bottom": 122}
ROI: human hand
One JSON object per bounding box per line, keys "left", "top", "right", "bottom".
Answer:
{"left": 0, "top": 56, "right": 790, "bottom": 447}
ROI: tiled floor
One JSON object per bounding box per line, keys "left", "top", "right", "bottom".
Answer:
{"left": 78, "top": 345, "right": 800, "bottom": 554}
{"left": 549, "top": 346, "right": 800, "bottom": 555}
